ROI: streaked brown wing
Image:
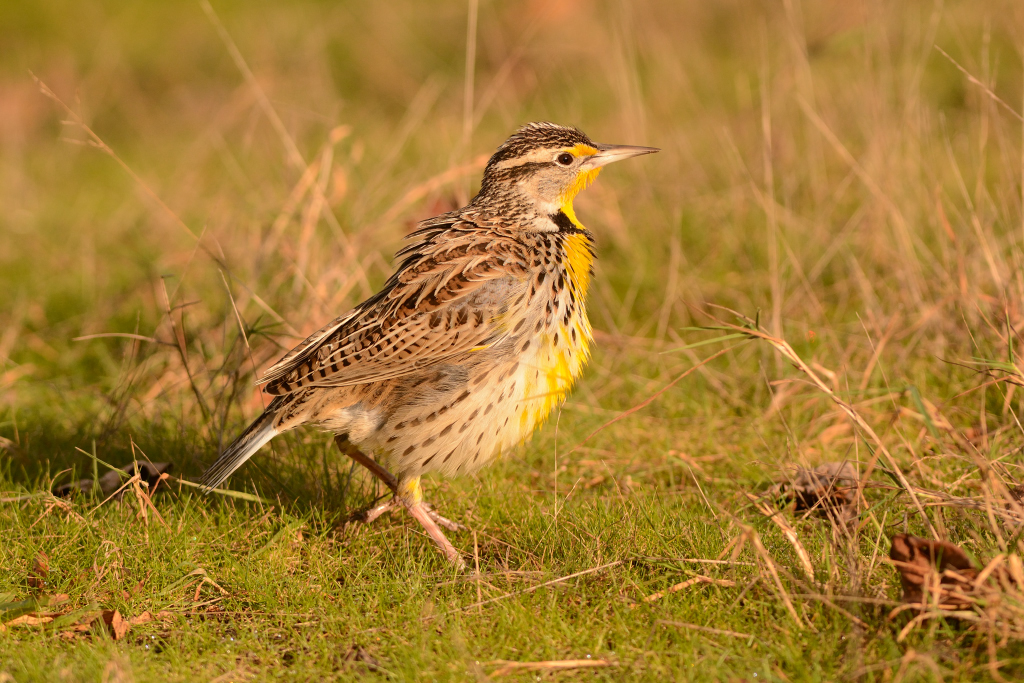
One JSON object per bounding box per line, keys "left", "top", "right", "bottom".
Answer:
{"left": 260, "top": 224, "right": 529, "bottom": 395}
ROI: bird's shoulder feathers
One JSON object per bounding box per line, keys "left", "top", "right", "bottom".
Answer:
{"left": 259, "top": 218, "right": 532, "bottom": 395}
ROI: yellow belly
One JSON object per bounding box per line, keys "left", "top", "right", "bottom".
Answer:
{"left": 516, "top": 231, "right": 594, "bottom": 433}
{"left": 516, "top": 314, "right": 592, "bottom": 439}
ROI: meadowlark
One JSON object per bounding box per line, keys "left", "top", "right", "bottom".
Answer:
{"left": 201, "top": 122, "right": 657, "bottom": 567}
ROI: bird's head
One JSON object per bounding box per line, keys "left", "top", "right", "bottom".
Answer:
{"left": 476, "top": 121, "right": 658, "bottom": 231}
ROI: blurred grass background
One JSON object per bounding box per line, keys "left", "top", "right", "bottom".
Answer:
{"left": 3, "top": 0, "right": 1024, "bottom": 680}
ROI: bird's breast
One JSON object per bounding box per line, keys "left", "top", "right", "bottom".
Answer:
{"left": 514, "top": 254, "right": 594, "bottom": 434}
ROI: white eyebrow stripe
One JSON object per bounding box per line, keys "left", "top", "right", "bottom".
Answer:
{"left": 492, "top": 148, "right": 557, "bottom": 170}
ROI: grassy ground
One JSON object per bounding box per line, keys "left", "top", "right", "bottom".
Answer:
{"left": 4, "top": 0, "right": 1024, "bottom": 680}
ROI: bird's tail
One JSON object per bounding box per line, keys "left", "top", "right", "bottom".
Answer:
{"left": 200, "top": 408, "right": 279, "bottom": 490}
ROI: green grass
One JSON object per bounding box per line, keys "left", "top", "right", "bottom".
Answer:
{"left": 4, "top": 0, "right": 1024, "bottom": 680}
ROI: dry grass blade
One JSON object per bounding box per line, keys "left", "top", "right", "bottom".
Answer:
{"left": 746, "top": 492, "right": 815, "bottom": 581}
{"left": 637, "top": 575, "right": 737, "bottom": 605}
{"left": 457, "top": 561, "right": 622, "bottom": 612}
{"left": 487, "top": 659, "right": 613, "bottom": 677}
{"left": 934, "top": 46, "right": 1024, "bottom": 122}
{"left": 199, "top": 0, "right": 305, "bottom": 171}
{"left": 655, "top": 620, "right": 752, "bottom": 640}
{"left": 72, "top": 333, "right": 170, "bottom": 346}
{"left": 743, "top": 525, "right": 805, "bottom": 628}
{"left": 30, "top": 74, "right": 200, "bottom": 244}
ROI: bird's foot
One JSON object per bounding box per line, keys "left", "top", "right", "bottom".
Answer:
{"left": 396, "top": 477, "right": 467, "bottom": 570}
{"left": 346, "top": 495, "right": 398, "bottom": 525}
{"left": 421, "top": 502, "right": 466, "bottom": 532}
{"left": 403, "top": 498, "right": 467, "bottom": 570}
{"left": 344, "top": 495, "right": 466, "bottom": 568}
{"left": 346, "top": 497, "right": 464, "bottom": 531}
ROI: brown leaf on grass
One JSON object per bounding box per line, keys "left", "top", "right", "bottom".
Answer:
{"left": 885, "top": 537, "right": 1024, "bottom": 642}
{"left": 1, "top": 591, "right": 73, "bottom": 631}
{"left": 54, "top": 461, "right": 172, "bottom": 498}
{"left": 4, "top": 614, "right": 53, "bottom": 627}
{"left": 27, "top": 551, "right": 49, "bottom": 590}
{"left": 128, "top": 611, "right": 153, "bottom": 626}
{"left": 889, "top": 534, "right": 978, "bottom": 608}
{"left": 770, "top": 462, "right": 858, "bottom": 523}
{"left": 99, "top": 609, "right": 130, "bottom": 640}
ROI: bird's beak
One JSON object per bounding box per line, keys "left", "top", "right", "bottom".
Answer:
{"left": 581, "top": 143, "right": 660, "bottom": 170}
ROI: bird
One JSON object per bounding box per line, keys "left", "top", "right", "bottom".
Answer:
{"left": 201, "top": 122, "right": 658, "bottom": 567}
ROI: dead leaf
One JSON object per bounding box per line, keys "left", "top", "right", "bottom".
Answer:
{"left": 770, "top": 462, "right": 858, "bottom": 523}
{"left": 54, "top": 461, "right": 172, "bottom": 498}
{"left": 4, "top": 614, "right": 53, "bottom": 627}
{"left": 27, "top": 551, "right": 49, "bottom": 590}
{"left": 889, "top": 534, "right": 977, "bottom": 608}
{"left": 128, "top": 611, "right": 152, "bottom": 626}
{"left": 99, "top": 609, "right": 130, "bottom": 640}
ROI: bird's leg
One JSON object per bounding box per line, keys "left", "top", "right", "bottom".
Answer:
{"left": 333, "top": 435, "right": 466, "bottom": 567}
{"left": 335, "top": 435, "right": 399, "bottom": 523}
{"left": 398, "top": 476, "right": 466, "bottom": 569}
{"left": 334, "top": 435, "right": 398, "bottom": 493}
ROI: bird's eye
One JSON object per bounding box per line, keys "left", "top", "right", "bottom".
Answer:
{"left": 556, "top": 152, "right": 574, "bottom": 166}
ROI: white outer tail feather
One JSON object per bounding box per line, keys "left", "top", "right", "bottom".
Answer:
{"left": 200, "top": 413, "right": 278, "bottom": 490}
